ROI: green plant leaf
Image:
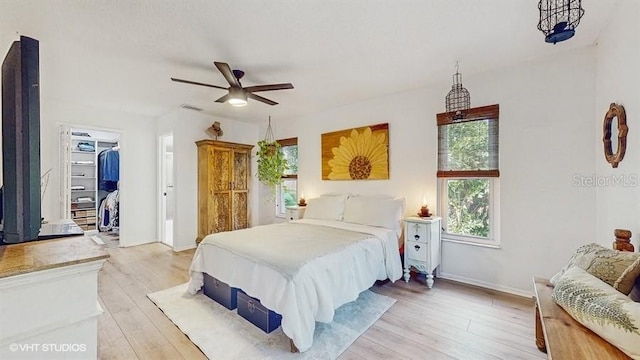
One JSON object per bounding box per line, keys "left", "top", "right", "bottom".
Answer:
{"left": 256, "top": 140, "right": 289, "bottom": 195}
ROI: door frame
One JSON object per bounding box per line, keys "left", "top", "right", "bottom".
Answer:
{"left": 58, "top": 123, "right": 124, "bottom": 243}
{"left": 158, "top": 132, "right": 175, "bottom": 248}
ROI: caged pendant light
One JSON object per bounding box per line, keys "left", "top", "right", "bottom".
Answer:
{"left": 537, "top": 0, "right": 585, "bottom": 44}
{"left": 445, "top": 62, "right": 470, "bottom": 119}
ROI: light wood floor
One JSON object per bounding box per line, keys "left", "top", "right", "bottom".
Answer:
{"left": 97, "top": 243, "right": 545, "bottom": 360}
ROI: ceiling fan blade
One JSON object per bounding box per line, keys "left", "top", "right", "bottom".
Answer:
{"left": 248, "top": 93, "right": 278, "bottom": 106}
{"left": 214, "top": 61, "right": 241, "bottom": 88}
{"left": 215, "top": 94, "right": 231, "bottom": 103}
{"left": 244, "top": 83, "right": 294, "bottom": 93}
{"left": 171, "top": 78, "right": 227, "bottom": 90}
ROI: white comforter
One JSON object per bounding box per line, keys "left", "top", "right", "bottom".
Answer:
{"left": 188, "top": 218, "right": 402, "bottom": 352}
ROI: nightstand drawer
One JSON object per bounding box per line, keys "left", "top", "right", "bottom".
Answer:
{"left": 285, "top": 206, "right": 306, "bottom": 221}
{"left": 406, "top": 240, "right": 428, "bottom": 262}
{"left": 407, "top": 222, "right": 430, "bottom": 243}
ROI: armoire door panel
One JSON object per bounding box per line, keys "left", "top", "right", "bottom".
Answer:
{"left": 212, "top": 149, "right": 231, "bottom": 191}
{"left": 233, "top": 151, "right": 249, "bottom": 191}
{"left": 213, "top": 192, "right": 231, "bottom": 233}
{"left": 232, "top": 191, "right": 248, "bottom": 230}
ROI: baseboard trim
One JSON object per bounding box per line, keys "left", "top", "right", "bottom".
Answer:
{"left": 119, "top": 239, "right": 154, "bottom": 248}
{"left": 172, "top": 244, "right": 197, "bottom": 252}
{"left": 438, "top": 272, "right": 532, "bottom": 299}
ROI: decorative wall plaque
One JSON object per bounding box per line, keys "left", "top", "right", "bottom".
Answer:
{"left": 602, "top": 103, "right": 627, "bottom": 168}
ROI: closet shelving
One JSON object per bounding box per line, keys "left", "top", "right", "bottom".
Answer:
{"left": 69, "top": 135, "right": 118, "bottom": 231}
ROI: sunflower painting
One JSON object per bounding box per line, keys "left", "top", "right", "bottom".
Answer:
{"left": 322, "top": 123, "right": 389, "bottom": 180}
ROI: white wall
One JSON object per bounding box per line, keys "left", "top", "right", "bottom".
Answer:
{"left": 441, "top": 48, "right": 597, "bottom": 295}
{"left": 271, "top": 47, "right": 598, "bottom": 296}
{"left": 156, "top": 109, "right": 259, "bottom": 251}
{"left": 40, "top": 99, "right": 157, "bottom": 247}
{"left": 594, "top": 0, "right": 640, "bottom": 249}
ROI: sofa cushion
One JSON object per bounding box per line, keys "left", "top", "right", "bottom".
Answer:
{"left": 552, "top": 266, "right": 640, "bottom": 359}
{"left": 551, "top": 243, "right": 640, "bottom": 295}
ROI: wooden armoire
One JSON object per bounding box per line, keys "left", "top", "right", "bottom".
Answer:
{"left": 196, "top": 140, "right": 253, "bottom": 243}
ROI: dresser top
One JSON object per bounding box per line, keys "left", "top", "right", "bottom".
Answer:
{"left": 405, "top": 216, "right": 442, "bottom": 224}
{"left": 0, "top": 236, "right": 109, "bottom": 279}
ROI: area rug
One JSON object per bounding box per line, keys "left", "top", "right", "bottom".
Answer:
{"left": 147, "top": 283, "right": 395, "bottom": 359}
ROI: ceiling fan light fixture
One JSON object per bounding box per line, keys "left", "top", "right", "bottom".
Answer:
{"left": 228, "top": 97, "right": 248, "bottom": 107}
{"left": 228, "top": 87, "right": 248, "bottom": 107}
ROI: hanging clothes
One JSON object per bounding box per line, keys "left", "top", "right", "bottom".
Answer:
{"left": 99, "top": 189, "right": 119, "bottom": 232}
{"left": 98, "top": 148, "right": 120, "bottom": 191}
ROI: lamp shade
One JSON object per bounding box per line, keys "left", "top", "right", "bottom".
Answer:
{"left": 228, "top": 87, "right": 247, "bottom": 107}
{"left": 445, "top": 63, "right": 470, "bottom": 114}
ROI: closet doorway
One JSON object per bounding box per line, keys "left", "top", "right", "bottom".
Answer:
{"left": 159, "top": 133, "right": 174, "bottom": 247}
{"left": 60, "top": 125, "right": 122, "bottom": 247}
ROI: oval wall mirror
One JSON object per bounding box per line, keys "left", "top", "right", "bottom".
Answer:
{"left": 602, "top": 103, "right": 627, "bottom": 168}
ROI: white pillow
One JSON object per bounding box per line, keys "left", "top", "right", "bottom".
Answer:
{"left": 342, "top": 196, "right": 405, "bottom": 237}
{"left": 320, "top": 192, "right": 351, "bottom": 197}
{"left": 302, "top": 195, "right": 348, "bottom": 221}
{"left": 351, "top": 193, "right": 395, "bottom": 199}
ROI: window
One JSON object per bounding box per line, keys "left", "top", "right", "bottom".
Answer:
{"left": 276, "top": 137, "right": 298, "bottom": 217}
{"left": 437, "top": 105, "right": 500, "bottom": 246}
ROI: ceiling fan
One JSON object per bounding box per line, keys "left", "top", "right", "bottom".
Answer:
{"left": 171, "top": 61, "right": 294, "bottom": 107}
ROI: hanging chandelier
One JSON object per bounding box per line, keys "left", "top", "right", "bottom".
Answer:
{"left": 445, "top": 62, "right": 470, "bottom": 119}
{"left": 537, "top": 0, "right": 585, "bottom": 44}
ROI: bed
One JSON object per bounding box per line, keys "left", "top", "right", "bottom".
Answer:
{"left": 187, "top": 194, "right": 405, "bottom": 352}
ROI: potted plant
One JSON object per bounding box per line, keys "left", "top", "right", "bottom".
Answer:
{"left": 257, "top": 139, "right": 288, "bottom": 193}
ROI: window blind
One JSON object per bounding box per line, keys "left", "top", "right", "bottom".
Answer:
{"left": 437, "top": 104, "right": 499, "bottom": 178}
{"left": 278, "top": 137, "right": 298, "bottom": 179}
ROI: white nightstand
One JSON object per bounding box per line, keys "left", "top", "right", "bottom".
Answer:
{"left": 284, "top": 206, "right": 306, "bottom": 221}
{"left": 403, "top": 216, "right": 441, "bottom": 288}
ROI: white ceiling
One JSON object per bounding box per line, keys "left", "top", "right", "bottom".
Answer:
{"left": 0, "top": 0, "right": 620, "bottom": 123}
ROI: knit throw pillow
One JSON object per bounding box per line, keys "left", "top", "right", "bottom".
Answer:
{"left": 551, "top": 243, "right": 640, "bottom": 295}
{"left": 550, "top": 243, "right": 603, "bottom": 285}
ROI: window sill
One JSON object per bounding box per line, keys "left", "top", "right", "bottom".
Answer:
{"left": 442, "top": 237, "right": 501, "bottom": 249}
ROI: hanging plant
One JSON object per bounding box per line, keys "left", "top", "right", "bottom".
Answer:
{"left": 257, "top": 116, "right": 289, "bottom": 193}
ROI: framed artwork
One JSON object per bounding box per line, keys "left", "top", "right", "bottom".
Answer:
{"left": 321, "top": 123, "right": 389, "bottom": 180}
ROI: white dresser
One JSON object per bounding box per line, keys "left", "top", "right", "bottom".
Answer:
{"left": 403, "top": 216, "right": 441, "bottom": 288}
